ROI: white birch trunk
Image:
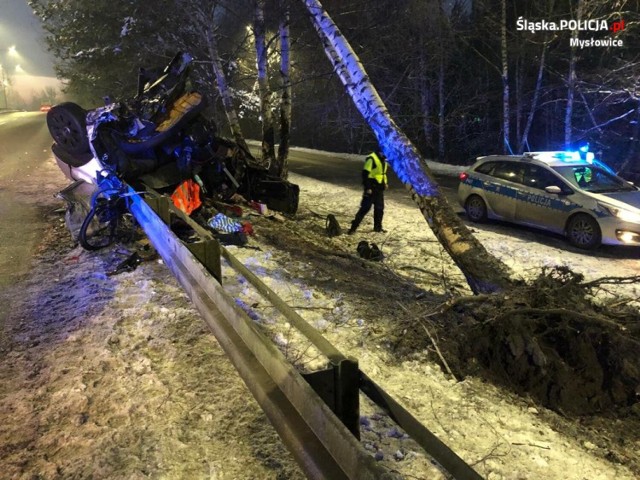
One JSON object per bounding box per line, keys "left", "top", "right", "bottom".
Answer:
{"left": 519, "top": 42, "right": 547, "bottom": 153}
{"left": 255, "top": 0, "right": 276, "bottom": 169}
{"left": 301, "top": 0, "right": 513, "bottom": 294}
{"left": 275, "top": 0, "right": 292, "bottom": 179}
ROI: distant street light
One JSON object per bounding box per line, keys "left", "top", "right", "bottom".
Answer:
{"left": 0, "top": 64, "right": 7, "bottom": 109}
{"left": 0, "top": 46, "right": 20, "bottom": 109}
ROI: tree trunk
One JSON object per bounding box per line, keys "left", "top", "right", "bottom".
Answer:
{"left": 438, "top": 55, "right": 445, "bottom": 162}
{"left": 437, "top": 0, "right": 446, "bottom": 162}
{"left": 274, "top": 0, "right": 292, "bottom": 179}
{"left": 254, "top": 0, "right": 277, "bottom": 171}
{"left": 519, "top": 41, "right": 547, "bottom": 153}
{"left": 515, "top": 58, "right": 520, "bottom": 147}
{"left": 565, "top": 58, "right": 576, "bottom": 148}
{"left": 301, "top": 0, "right": 514, "bottom": 294}
{"left": 618, "top": 102, "right": 640, "bottom": 175}
{"left": 205, "top": 28, "right": 252, "bottom": 157}
{"left": 419, "top": 45, "right": 432, "bottom": 155}
{"left": 565, "top": 0, "right": 583, "bottom": 148}
{"left": 202, "top": 20, "right": 260, "bottom": 192}
{"left": 501, "top": 0, "right": 510, "bottom": 153}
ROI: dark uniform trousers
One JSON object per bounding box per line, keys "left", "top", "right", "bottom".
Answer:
{"left": 352, "top": 182, "right": 385, "bottom": 231}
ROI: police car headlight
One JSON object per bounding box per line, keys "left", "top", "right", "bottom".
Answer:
{"left": 598, "top": 203, "right": 640, "bottom": 224}
{"left": 617, "top": 208, "right": 640, "bottom": 224}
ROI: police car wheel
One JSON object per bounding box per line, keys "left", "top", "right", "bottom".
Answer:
{"left": 465, "top": 195, "right": 487, "bottom": 222}
{"left": 566, "top": 214, "right": 601, "bottom": 250}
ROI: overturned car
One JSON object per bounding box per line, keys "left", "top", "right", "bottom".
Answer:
{"left": 48, "top": 52, "right": 299, "bottom": 249}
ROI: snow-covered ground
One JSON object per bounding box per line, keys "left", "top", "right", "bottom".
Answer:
{"left": 215, "top": 154, "right": 640, "bottom": 478}
{"left": 1, "top": 148, "right": 638, "bottom": 479}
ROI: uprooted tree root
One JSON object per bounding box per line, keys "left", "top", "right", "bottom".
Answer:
{"left": 431, "top": 267, "right": 640, "bottom": 416}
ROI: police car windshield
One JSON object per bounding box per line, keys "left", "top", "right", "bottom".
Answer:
{"left": 552, "top": 165, "right": 635, "bottom": 193}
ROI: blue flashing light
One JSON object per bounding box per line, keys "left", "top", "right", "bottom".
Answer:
{"left": 579, "top": 144, "right": 589, "bottom": 153}
{"left": 528, "top": 149, "right": 617, "bottom": 175}
{"left": 528, "top": 150, "right": 587, "bottom": 163}
{"left": 553, "top": 151, "right": 580, "bottom": 161}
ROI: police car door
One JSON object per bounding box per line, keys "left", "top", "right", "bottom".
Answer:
{"left": 482, "top": 161, "right": 522, "bottom": 220}
{"left": 515, "top": 164, "right": 571, "bottom": 232}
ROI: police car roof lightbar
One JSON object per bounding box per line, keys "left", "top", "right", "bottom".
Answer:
{"left": 525, "top": 150, "right": 617, "bottom": 175}
{"left": 525, "top": 151, "right": 582, "bottom": 162}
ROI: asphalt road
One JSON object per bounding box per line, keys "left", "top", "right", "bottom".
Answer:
{"left": 0, "top": 111, "right": 54, "bottom": 288}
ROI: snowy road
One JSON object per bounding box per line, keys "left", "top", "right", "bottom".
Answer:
{"left": 0, "top": 111, "right": 59, "bottom": 289}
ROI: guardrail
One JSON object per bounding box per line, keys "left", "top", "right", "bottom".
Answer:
{"left": 127, "top": 184, "right": 482, "bottom": 480}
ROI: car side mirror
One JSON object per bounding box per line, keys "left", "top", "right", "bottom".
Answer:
{"left": 545, "top": 185, "right": 562, "bottom": 194}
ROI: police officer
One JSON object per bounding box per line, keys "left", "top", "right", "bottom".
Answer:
{"left": 349, "top": 150, "right": 388, "bottom": 234}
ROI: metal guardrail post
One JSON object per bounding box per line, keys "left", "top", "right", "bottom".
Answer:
{"left": 144, "top": 193, "right": 221, "bottom": 283}
{"left": 145, "top": 195, "right": 171, "bottom": 223}
{"left": 185, "top": 240, "right": 222, "bottom": 283}
{"left": 303, "top": 357, "right": 361, "bottom": 439}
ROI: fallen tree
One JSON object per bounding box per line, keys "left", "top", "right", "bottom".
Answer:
{"left": 418, "top": 267, "right": 640, "bottom": 416}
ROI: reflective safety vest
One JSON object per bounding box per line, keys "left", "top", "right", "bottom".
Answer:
{"left": 364, "top": 152, "right": 388, "bottom": 185}
{"left": 171, "top": 179, "right": 202, "bottom": 215}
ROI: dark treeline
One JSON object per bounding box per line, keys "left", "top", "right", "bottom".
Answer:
{"left": 30, "top": 0, "right": 639, "bottom": 172}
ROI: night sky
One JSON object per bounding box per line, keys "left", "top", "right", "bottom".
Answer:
{"left": 1, "top": 0, "right": 55, "bottom": 77}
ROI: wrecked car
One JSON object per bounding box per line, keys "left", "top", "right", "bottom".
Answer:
{"left": 47, "top": 52, "right": 299, "bottom": 249}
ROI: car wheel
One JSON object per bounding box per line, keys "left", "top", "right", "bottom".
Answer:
{"left": 465, "top": 195, "right": 488, "bottom": 222}
{"left": 566, "top": 214, "right": 601, "bottom": 249}
{"left": 46, "top": 102, "right": 90, "bottom": 155}
{"left": 51, "top": 142, "right": 93, "bottom": 168}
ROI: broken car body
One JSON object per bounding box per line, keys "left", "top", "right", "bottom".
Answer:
{"left": 47, "top": 52, "right": 299, "bottom": 247}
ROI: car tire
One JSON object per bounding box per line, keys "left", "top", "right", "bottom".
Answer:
{"left": 566, "top": 213, "right": 601, "bottom": 250}
{"left": 464, "top": 195, "right": 488, "bottom": 222}
{"left": 46, "top": 102, "right": 90, "bottom": 155}
{"left": 51, "top": 142, "right": 93, "bottom": 168}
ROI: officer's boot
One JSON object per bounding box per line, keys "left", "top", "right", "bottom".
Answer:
{"left": 349, "top": 215, "right": 363, "bottom": 235}
{"left": 373, "top": 210, "right": 386, "bottom": 233}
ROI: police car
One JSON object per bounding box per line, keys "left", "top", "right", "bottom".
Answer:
{"left": 457, "top": 150, "right": 640, "bottom": 249}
